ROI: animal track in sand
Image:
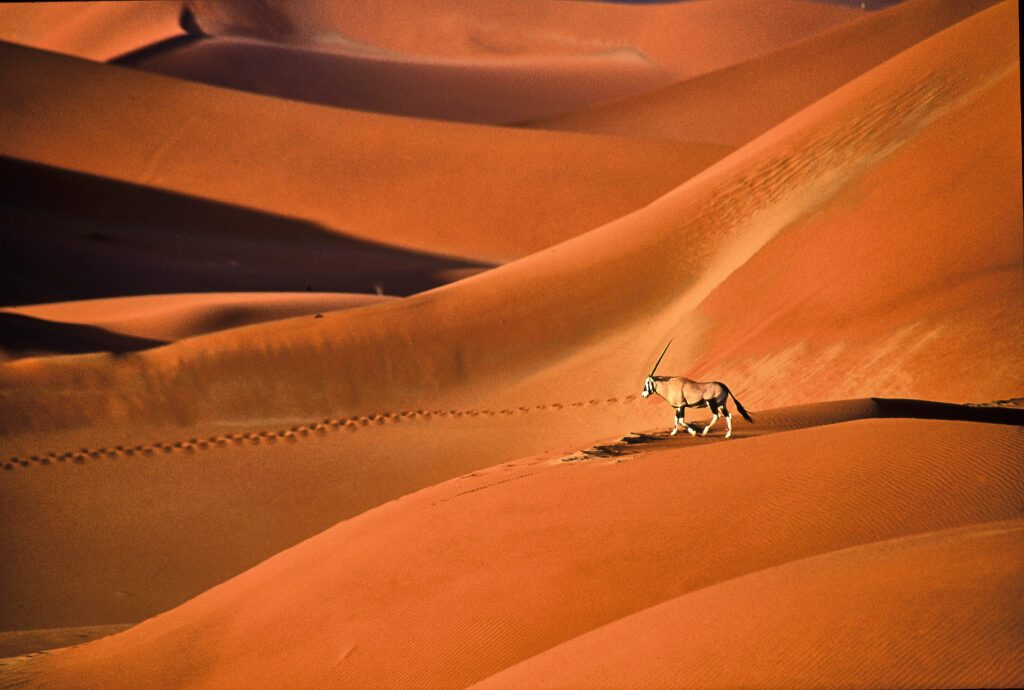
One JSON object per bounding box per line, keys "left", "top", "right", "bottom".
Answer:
{"left": 7, "top": 397, "right": 1017, "bottom": 473}
{"left": 1, "top": 395, "right": 642, "bottom": 472}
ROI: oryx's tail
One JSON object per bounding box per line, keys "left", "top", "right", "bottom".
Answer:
{"left": 728, "top": 389, "right": 753, "bottom": 423}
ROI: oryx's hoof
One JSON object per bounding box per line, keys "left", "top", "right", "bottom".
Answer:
{"left": 724, "top": 432, "right": 732, "bottom": 439}
{"left": 700, "top": 428, "right": 710, "bottom": 437}
{"left": 670, "top": 428, "right": 679, "bottom": 436}
{"left": 687, "top": 427, "right": 697, "bottom": 437}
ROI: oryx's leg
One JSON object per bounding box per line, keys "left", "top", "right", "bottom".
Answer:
{"left": 670, "top": 407, "right": 682, "bottom": 435}
{"left": 675, "top": 407, "right": 696, "bottom": 437}
{"left": 702, "top": 401, "right": 720, "bottom": 436}
{"left": 720, "top": 403, "right": 734, "bottom": 439}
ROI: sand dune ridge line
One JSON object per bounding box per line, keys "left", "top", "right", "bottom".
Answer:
{"left": 0, "top": 394, "right": 642, "bottom": 472}
{"left": 4, "top": 396, "right": 1020, "bottom": 475}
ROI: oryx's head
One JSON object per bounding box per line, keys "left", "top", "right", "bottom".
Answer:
{"left": 641, "top": 340, "right": 672, "bottom": 398}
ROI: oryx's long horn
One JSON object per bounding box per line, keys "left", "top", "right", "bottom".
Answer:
{"left": 650, "top": 340, "right": 672, "bottom": 376}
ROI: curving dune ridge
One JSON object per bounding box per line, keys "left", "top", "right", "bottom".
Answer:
{"left": 4, "top": 412, "right": 1021, "bottom": 687}
{"left": 0, "top": 0, "right": 1021, "bottom": 687}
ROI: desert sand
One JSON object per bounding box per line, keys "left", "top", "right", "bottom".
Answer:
{"left": 0, "top": 0, "right": 1020, "bottom": 688}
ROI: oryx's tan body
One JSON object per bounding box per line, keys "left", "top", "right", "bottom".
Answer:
{"left": 648, "top": 376, "right": 729, "bottom": 410}
{"left": 640, "top": 341, "right": 753, "bottom": 438}
{"left": 644, "top": 374, "right": 752, "bottom": 438}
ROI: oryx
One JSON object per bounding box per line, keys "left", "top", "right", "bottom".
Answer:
{"left": 641, "top": 341, "right": 753, "bottom": 438}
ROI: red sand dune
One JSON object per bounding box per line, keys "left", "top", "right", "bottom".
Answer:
{"left": 0, "top": 1, "right": 182, "bottom": 61}
{"left": 4, "top": 416, "right": 1020, "bottom": 687}
{"left": 0, "top": 43, "right": 729, "bottom": 263}
{"left": 0, "top": 624, "right": 130, "bottom": 660}
{"left": 188, "top": 0, "right": 859, "bottom": 77}
{"left": 0, "top": 2, "right": 1018, "bottom": 643}
{"left": 479, "top": 522, "right": 1024, "bottom": 689}
{"left": 5, "top": 293, "right": 392, "bottom": 345}
{"left": 0, "top": 157, "right": 488, "bottom": 305}
{"left": 0, "top": 1, "right": 1021, "bottom": 686}
{"left": 125, "top": 36, "right": 676, "bottom": 125}
{"left": 533, "top": 0, "right": 1001, "bottom": 145}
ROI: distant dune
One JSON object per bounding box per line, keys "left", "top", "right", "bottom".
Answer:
{"left": 0, "top": 44, "right": 728, "bottom": 263}
{"left": 0, "top": 3, "right": 1018, "bottom": 647}
{"left": 123, "top": 36, "right": 676, "bottom": 125}
{"left": 0, "top": 1, "right": 182, "bottom": 61}
{"left": 532, "top": 0, "right": 1001, "bottom": 145}
{"left": 0, "top": 0, "right": 1020, "bottom": 687}
{"left": 187, "top": 0, "right": 859, "bottom": 76}
{"left": 124, "top": 0, "right": 860, "bottom": 124}
{"left": 3, "top": 292, "right": 392, "bottom": 360}
{"left": 0, "top": 157, "right": 489, "bottom": 305}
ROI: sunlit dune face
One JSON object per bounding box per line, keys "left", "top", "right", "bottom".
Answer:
{"left": 0, "top": 0, "right": 1021, "bottom": 687}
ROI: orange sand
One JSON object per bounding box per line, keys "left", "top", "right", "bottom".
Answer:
{"left": 479, "top": 521, "right": 1024, "bottom": 689}
{"left": 0, "top": 1, "right": 1020, "bottom": 687}
{"left": 0, "top": 1, "right": 183, "bottom": 61}
{"left": 0, "top": 43, "right": 729, "bottom": 263}
{"left": 126, "top": 36, "right": 678, "bottom": 125}
{"left": 5, "top": 293, "right": 392, "bottom": 346}
{"left": 0, "top": 3, "right": 1019, "bottom": 637}
{"left": 189, "top": 0, "right": 858, "bottom": 77}
{"left": 4, "top": 416, "right": 1021, "bottom": 687}
{"left": 533, "top": 0, "right": 1001, "bottom": 146}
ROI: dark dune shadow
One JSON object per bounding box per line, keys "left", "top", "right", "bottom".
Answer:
{"left": 111, "top": 33, "right": 673, "bottom": 125}
{"left": 872, "top": 397, "right": 1024, "bottom": 426}
{"left": 106, "top": 7, "right": 206, "bottom": 65}
{"left": 109, "top": 34, "right": 204, "bottom": 67}
{"left": 0, "top": 312, "right": 167, "bottom": 358}
{"left": 0, "top": 156, "right": 491, "bottom": 306}
{"left": 570, "top": 397, "right": 1023, "bottom": 461}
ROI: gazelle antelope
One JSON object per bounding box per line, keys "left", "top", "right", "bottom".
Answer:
{"left": 641, "top": 341, "right": 753, "bottom": 438}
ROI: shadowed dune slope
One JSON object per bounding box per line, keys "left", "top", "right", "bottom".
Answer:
{"left": 124, "top": 36, "right": 678, "bottom": 125}
{"left": 4, "top": 417, "right": 1021, "bottom": 688}
{"left": 187, "top": 0, "right": 858, "bottom": 77}
{"left": 1, "top": 2, "right": 1017, "bottom": 440}
{"left": 0, "top": 314, "right": 166, "bottom": 362}
{"left": 0, "top": 43, "right": 728, "bottom": 264}
{"left": 5, "top": 293, "right": 393, "bottom": 346}
{"left": 0, "top": 2, "right": 1019, "bottom": 635}
{"left": 0, "top": 625, "right": 131, "bottom": 660}
{"left": 532, "top": 0, "right": 1000, "bottom": 145}
{"left": 1, "top": 293, "right": 394, "bottom": 362}
{"left": 0, "top": 158, "right": 487, "bottom": 304}
{"left": 0, "top": 1, "right": 183, "bottom": 61}
{"left": 478, "top": 522, "right": 1024, "bottom": 689}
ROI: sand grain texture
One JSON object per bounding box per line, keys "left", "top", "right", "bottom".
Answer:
{"left": 0, "top": 2, "right": 1020, "bottom": 638}
{"left": 533, "top": 0, "right": 1001, "bottom": 146}
{"left": 0, "top": 43, "right": 728, "bottom": 263}
{"left": 4, "top": 417, "right": 1021, "bottom": 688}
{"left": 0, "top": 1, "right": 1021, "bottom": 686}
{"left": 188, "top": 0, "right": 859, "bottom": 77}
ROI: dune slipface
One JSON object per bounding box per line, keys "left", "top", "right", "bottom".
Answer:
{"left": 123, "top": 36, "right": 679, "bottom": 125}
{"left": 0, "top": 0, "right": 1021, "bottom": 686}
{"left": 0, "top": 1, "right": 183, "bottom": 61}
{"left": 0, "top": 0, "right": 1019, "bottom": 644}
{"left": 187, "top": 0, "right": 859, "bottom": 77}
{"left": 4, "top": 416, "right": 1021, "bottom": 687}
{"left": 0, "top": 42, "right": 729, "bottom": 264}
{"left": 532, "top": 0, "right": 1001, "bottom": 146}
{"left": 4, "top": 293, "right": 393, "bottom": 347}
{"left": 478, "top": 521, "right": 1024, "bottom": 689}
